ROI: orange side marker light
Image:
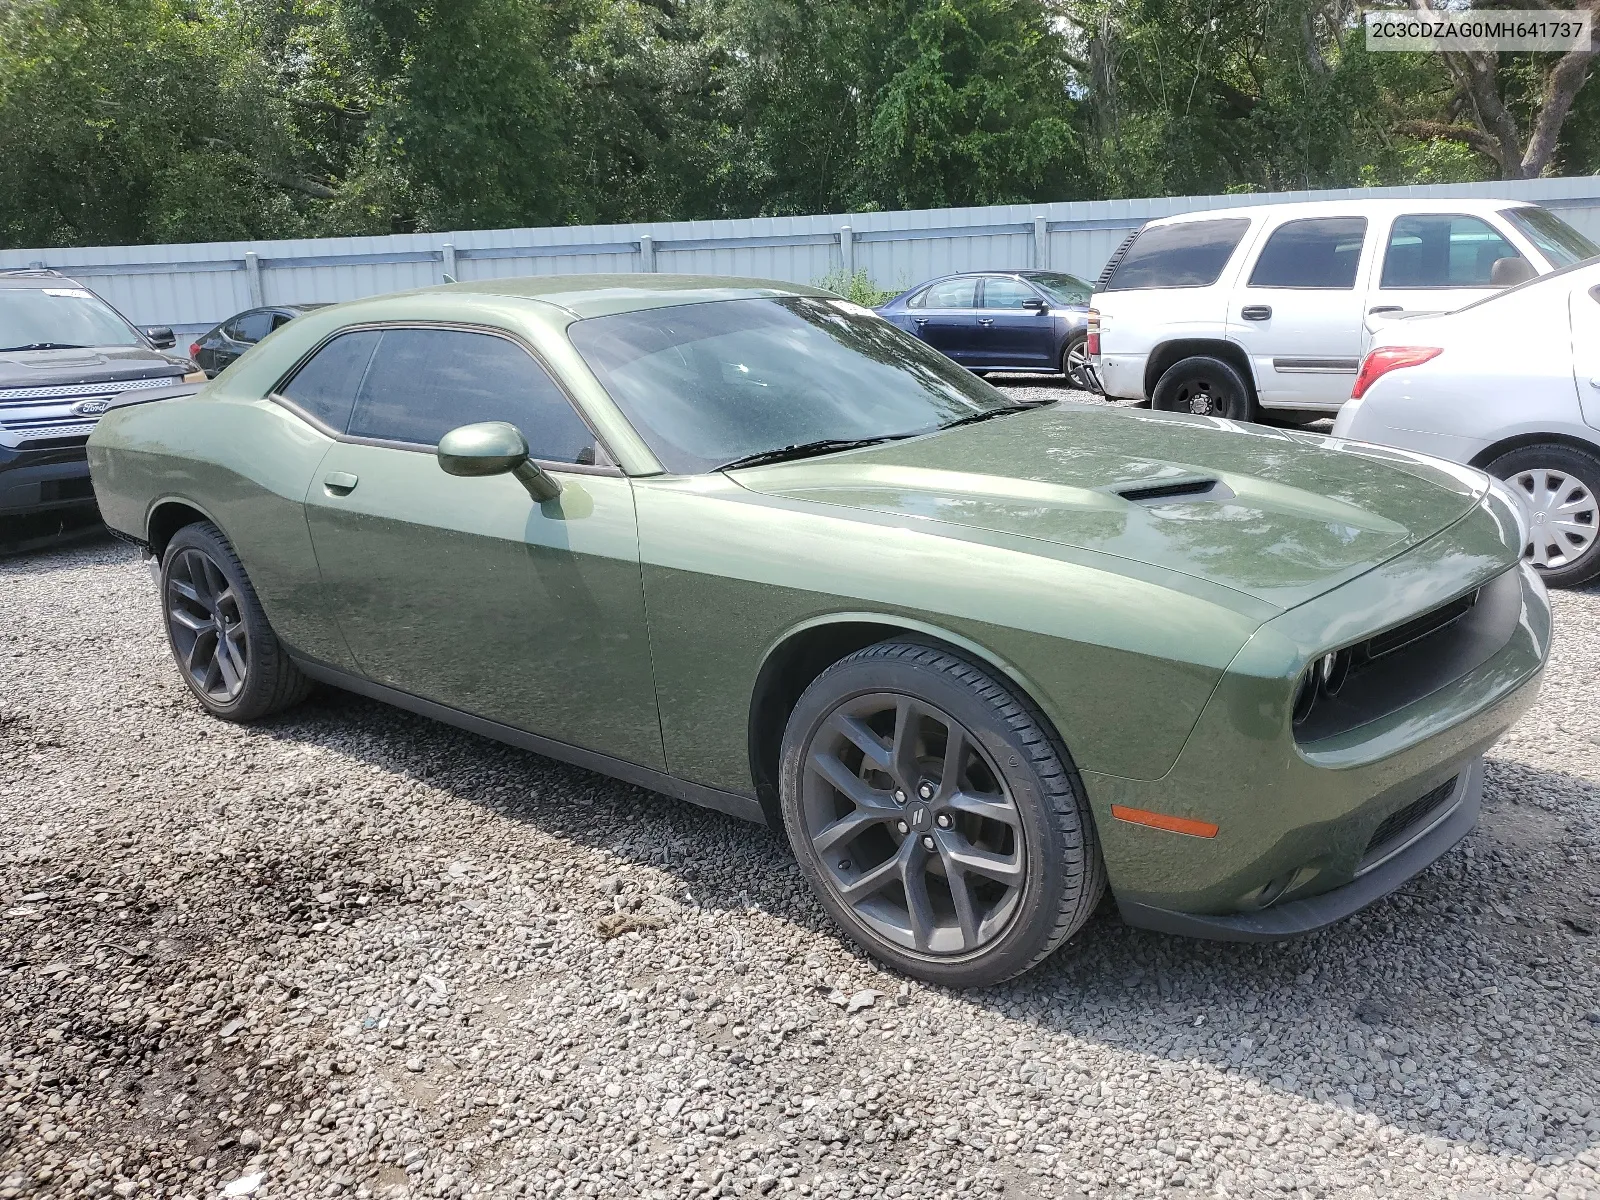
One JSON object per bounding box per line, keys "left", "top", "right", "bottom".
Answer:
{"left": 1111, "top": 805, "right": 1219, "bottom": 839}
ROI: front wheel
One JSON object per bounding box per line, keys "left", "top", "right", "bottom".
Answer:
{"left": 778, "top": 639, "right": 1105, "bottom": 987}
{"left": 1487, "top": 443, "right": 1600, "bottom": 588}
{"left": 161, "top": 521, "right": 314, "bottom": 720}
{"left": 1151, "top": 355, "right": 1258, "bottom": 423}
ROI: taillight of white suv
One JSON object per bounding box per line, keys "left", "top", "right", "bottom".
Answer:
{"left": 1086, "top": 309, "right": 1100, "bottom": 356}
{"left": 1350, "top": 346, "right": 1442, "bottom": 400}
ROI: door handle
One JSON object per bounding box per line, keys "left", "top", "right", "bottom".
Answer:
{"left": 912, "top": 317, "right": 928, "bottom": 326}
{"left": 323, "top": 471, "right": 359, "bottom": 496}
{"left": 1369, "top": 305, "right": 1403, "bottom": 315}
{"left": 977, "top": 318, "right": 995, "bottom": 326}
{"left": 1240, "top": 305, "right": 1272, "bottom": 321}
{"left": 1590, "top": 377, "right": 1600, "bottom": 389}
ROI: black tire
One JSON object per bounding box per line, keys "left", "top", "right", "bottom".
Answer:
{"left": 778, "top": 639, "right": 1105, "bottom": 987}
{"left": 1486, "top": 442, "right": 1600, "bottom": 588}
{"left": 1062, "top": 333, "right": 1095, "bottom": 391}
{"left": 160, "top": 521, "right": 314, "bottom": 721}
{"left": 1151, "top": 354, "right": 1258, "bottom": 422}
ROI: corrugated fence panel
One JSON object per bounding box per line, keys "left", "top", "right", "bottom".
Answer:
{"left": 4, "top": 176, "right": 1597, "bottom": 326}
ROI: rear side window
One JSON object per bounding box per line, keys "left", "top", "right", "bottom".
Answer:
{"left": 230, "top": 310, "right": 274, "bottom": 343}
{"left": 1102, "top": 219, "right": 1251, "bottom": 291}
{"left": 1248, "top": 217, "right": 1367, "bottom": 289}
{"left": 276, "top": 329, "right": 380, "bottom": 433}
{"left": 347, "top": 327, "right": 598, "bottom": 464}
{"left": 980, "top": 278, "right": 1039, "bottom": 308}
{"left": 1381, "top": 214, "right": 1525, "bottom": 288}
{"left": 911, "top": 278, "right": 976, "bottom": 309}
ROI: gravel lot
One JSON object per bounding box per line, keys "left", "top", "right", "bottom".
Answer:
{"left": 2, "top": 382, "right": 1597, "bottom": 1200}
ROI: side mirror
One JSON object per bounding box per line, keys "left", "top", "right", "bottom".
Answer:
{"left": 1022, "top": 298, "right": 1048, "bottom": 313}
{"left": 1490, "top": 257, "right": 1536, "bottom": 287}
{"left": 437, "top": 421, "right": 562, "bottom": 502}
{"left": 144, "top": 326, "right": 177, "bottom": 349}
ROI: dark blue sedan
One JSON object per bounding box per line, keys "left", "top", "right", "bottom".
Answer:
{"left": 876, "top": 271, "right": 1096, "bottom": 388}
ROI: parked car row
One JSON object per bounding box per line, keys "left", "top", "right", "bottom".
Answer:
{"left": 1080, "top": 196, "right": 1600, "bottom": 587}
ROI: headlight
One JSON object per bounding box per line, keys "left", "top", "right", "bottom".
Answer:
{"left": 1485, "top": 473, "right": 1531, "bottom": 552}
{"left": 182, "top": 368, "right": 207, "bottom": 383}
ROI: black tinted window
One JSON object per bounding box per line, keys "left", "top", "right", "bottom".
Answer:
{"left": 347, "top": 328, "right": 597, "bottom": 463}
{"left": 1381, "top": 214, "right": 1524, "bottom": 288}
{"left": 232, "top": 310, "right": 274, "bottom": 343}
{"left": 1103, "top": 219, "right": 1250, "bottom": 290}
{"left": 277, "top": 329, "right": 380, "bottom": 434}
{"left": 1248, "top": 217, "right": 1366, "bottom": 288}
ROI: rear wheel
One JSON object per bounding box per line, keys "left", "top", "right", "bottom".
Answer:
{"left": 1487, "top": 443, "right": 1600, "bottom": 588}
{"left": 161, "top": 521, "right": 314, "bottom": 720}
{"left": 1062, "top": 334, "right": 1095, "bottom": 390}
{"left": 779, "top": 639, "right": 1105, "bottom": 987}
{"left": 1151, "top": 355, "right": 1258, "bottom": 423}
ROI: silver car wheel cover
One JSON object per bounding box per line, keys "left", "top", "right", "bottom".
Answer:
{"left": 1511, "top": 468, "right": 1599, "bottom": 569}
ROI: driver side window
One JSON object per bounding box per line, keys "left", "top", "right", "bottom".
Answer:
{"left": 346, "top": 327, "right": 600, "bottom": 465}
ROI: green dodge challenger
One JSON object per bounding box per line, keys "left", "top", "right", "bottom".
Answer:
{"left": 86, "top": 275, "right": 1549, "bottom": 986}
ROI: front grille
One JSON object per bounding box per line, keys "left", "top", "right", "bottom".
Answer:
{"left": 1358, "top": 777, "right": 1457, "bottom": 873}
{"left": 1365, "top": 589, "right": 1480, "bottom": 660}
{"left": 0, "top": 375, "right": 176, "bottom": 403}
{"left": 1293, "top": 569, "right": 1521, "bottom": 745}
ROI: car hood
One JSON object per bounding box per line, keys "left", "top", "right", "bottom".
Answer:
{"left": 0, "top": 345, "right": 188, "bottom": 389}
{"left": 729, "top": 404, "right": 1488, "bottom": 611}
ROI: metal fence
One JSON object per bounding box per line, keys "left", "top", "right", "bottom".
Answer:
{"left": 5, "top": 175, "right": 1599, "bottom": 332}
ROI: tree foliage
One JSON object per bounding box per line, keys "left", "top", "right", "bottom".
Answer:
{"left": 0, "top": 0, "right": 1595, "bottom": 248}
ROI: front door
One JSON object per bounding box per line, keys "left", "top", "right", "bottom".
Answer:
{"left": 1365, "top": 212, "right": 1528, "bottom": 337}
{"left": 295, "top": 324, "right": 665, "bottom": 769}
{"left": 1226, "top": 216, "right": 1372, "bottom": 410}
{"left": 907, "top": 277, "right": 983, "bottom": 364}
{"left": 976, "top": 276, "right": 1054, "bottom": 369}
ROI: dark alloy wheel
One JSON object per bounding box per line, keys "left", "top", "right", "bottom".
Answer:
{"left": 780, "top": 640, "right": 1105, "bottom": 986}
{"left": 1062, "top": 334, "right": 1095, "bottom": 391}
{"left": 1151, "top": 354, "right": 1257, "bottom": 423}
{"left": 160, "top": 521, "right": 314, "bottom": 721}
{"left": 166, "top": 546, "right": 250, "bottom": 703}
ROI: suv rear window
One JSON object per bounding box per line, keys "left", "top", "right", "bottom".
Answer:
{"left": 1102, "top": 219, "right": 1250, "bottom": 291}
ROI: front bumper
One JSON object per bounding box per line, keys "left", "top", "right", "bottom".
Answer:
{"left": 1118, "top": 758, "right": 1481, "bottom": 940}
{"left": 0, "top": 440, "right": 96, "bottom": 517}
{"left": 1084, "top": 503, "right": 1548, "bottom": 938}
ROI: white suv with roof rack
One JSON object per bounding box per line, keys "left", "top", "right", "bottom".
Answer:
{"left": 1087, "top": 198, "right": 1597, "bottom": 422}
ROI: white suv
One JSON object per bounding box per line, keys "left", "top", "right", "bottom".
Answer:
{"left": 1089, "top": 198, "right": 1597, "bottom": 421}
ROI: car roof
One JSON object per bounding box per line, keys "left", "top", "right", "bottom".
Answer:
{"left": 1142, "top": 197, "right": 1543, "bottom": 227}
{"left": 0, "top": 269, "right": 89, "bottom": 291}
{"left": 420, "top": 273, "right": 835, "bottom": 319}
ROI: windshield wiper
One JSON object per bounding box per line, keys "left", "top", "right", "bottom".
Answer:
{"left": 717, "top": 435, "right": 913, "bottom": 471}
{"left": 0, "top": 342, "right": 89, "bottom": 352}
{"left": 938, "top": 399, "right": 1054, "bottom": 432}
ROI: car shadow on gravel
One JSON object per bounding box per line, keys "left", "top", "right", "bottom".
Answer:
{"left": 252, "top": 685, "right": 1600, "bottom": 1167}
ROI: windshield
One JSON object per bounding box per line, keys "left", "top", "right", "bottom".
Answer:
{"left": 1023, "top": 272, "right": 1093, "bottom": 305}
{"left": 1501, "top": 206, "right": 1599, "bottom": 268}
{"left": 567, "top": 297, "right": 1016, "bottom": 474}
{"left": 0, "top": 286, "right": 143, "bottom": 351}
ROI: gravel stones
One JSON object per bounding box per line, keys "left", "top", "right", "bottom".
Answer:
{"left": 1, "top": 426, "right": 1597, "bottom": 1198}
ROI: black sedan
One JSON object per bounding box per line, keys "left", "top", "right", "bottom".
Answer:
{"left": 876, "top": 271, "right": 1095, "bottom": 388}
{"left": 189, "top": 303, "right": 328, "bottom": 378}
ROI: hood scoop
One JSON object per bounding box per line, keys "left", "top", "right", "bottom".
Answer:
{"left": 1116, "top": 477, "right": 1235, "bottom": 506}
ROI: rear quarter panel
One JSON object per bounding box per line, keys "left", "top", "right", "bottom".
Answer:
{"left": 87, "top": 389, "right": 352, "bottom": 669}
